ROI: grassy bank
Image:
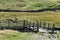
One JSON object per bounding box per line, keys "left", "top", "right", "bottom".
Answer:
{"left": 0, "top": 11, "right": 60, "bottom": 28}
{"left": 0, "top": 30, "right": 31, "bottom": 40}
{"left": 0, "top": 0, "right": 60, "bottom": 10}
{"left": 0, "top": 29, "right": 59, "bottom": 40}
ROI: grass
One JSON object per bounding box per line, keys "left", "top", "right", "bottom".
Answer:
{"left": 0, "top": 0, "right": 60, "bottom": 10}
{"left": 0, "top": 29, "right": 59, "bottom": 40}
{"left": 0, "top": 11, "right": 60, "bottom": 28}
{"left": 0, "top": 30, "right": 31, "bottom": 40}
{"left": 57, "top": 32, "right": 60, "bottom": 40}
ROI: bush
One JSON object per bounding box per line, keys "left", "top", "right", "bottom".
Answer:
{"left": 16, "top": 3, "right": 26, "bottom": 7}
{"left": 32, "top": 2, "right": 43, "bottom": 7}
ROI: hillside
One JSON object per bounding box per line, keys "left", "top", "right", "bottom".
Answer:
{"left": 0, "top": 0, "right": 60, "bottom": 10}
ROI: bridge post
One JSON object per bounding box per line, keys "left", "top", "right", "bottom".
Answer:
{"left": 47, "top": 23, "right": 50, "bottom": 30}
{"left": 43, "top": 22, "right": 46, "bottom": 29}
{"left": 36, "top": 21, "right": 39, "bottom": 32}
{"left": 7, "top": 20, "right": 10, "bottom": 29}
{"left": 26, "top": 21, "right": 29, "bottom": 28}
{"left": 40, "top": 22, "right": 42, "bottom": 28}
{"left": 29, "top": 21, "right": 31, "bottom": 29}
{"left": 23, "top": 20, "right": 26, "bottom": 28}
{"left": 33, "top": 22, "right": 35, "bottom": 31}
{"left": 14, "top": 18, "right": 18, "bottom": 29}
{"left": 6, "top": 19, "right": 12, "bottom": 29}
{"left": 51, "top": 24, "right": 55, "bottom": 34}
{"left": 37, "top": 21, "right": 39, "bottom": 32}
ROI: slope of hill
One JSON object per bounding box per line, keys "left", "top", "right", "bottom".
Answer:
{"left": 0, "top": 0, "right": 60, "bottom": 10}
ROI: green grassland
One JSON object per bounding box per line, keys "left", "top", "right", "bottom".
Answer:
{"left": 0, "top": 30, "right": 59, "bottom": 40}
{"left": 0, "top": 11, "right": 60, "bottom": 28}
{"left": 0, "top": 0, "right": 60, "bottom": 10}
{"left": 0, "top": 0, "right": 60, "bottom": 40}
{"left": 0, "top": 30, "right": 31, "bottom": 40}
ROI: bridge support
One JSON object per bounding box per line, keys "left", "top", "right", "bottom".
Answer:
{"left": 40, "top": 22, "right": 42, "bottom": 28}
{"left": 36, "top": 21, "right": 39, "bottom": 32}
{"left": 43, "top": 22, "right": 45, "bottom": 29}
{"left": 51, "top": 24, "right": 55, "bottom": 34}
{"left": 23, "top": 20, "right": 26, "bottom": 28}
{"left": 47, "top": 23, "right": 50, "bottom": 30}
{"left": 29, "top": 21, "right": 31, "bottom": 29}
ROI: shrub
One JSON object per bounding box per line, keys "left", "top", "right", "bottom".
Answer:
{"left": 16, "top": 3, "right": 26, "bottom": 7}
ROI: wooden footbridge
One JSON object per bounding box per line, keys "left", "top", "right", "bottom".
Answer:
{"left": 0, "top": 18, "right": 59, "bottom": 33}
{"left": 22, "top": 20, "right": 56, "bottom": 33}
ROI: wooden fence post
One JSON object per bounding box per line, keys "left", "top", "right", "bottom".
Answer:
{"left": 40, "top": 22, "right": 42, "bottom": 28}
{"left": 33, "top": 22, "right": 35, "bottom": 31}
{"left": 29, "top": 21, "right": 31, "bottom": 29}
{"left": 15, "top": 22, "right": 17, "bottom": 29}
{"left": 43, "top": 22, "right": 46, "bottom": 29}
{"left": 14, "top": 18, "right": 18, "bottom": 30}
{"left": 15, "top": 23, "right": 18, "bottom": 30}
{"left": 36, "top": 21, "right": 39, "bottom": 32}
{"left": 23, "top": 20, "right": 26, "bottom": 28}
{"left": 26, "top": 21, "right": 29, "bottom": 28}
{"left": 47, "top": 23, "right": 50, "bottom": 30}
{"left": 7, "top": 20, "right": 10, "bottom": 29}
{"left": 51, "top": 24, "right": 55, "bottom": 34}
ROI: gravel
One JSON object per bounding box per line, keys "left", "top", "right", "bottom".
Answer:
{"left": 24, "top": 33, "right": 59, "bottom": 40}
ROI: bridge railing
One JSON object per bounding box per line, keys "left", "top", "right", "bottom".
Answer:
{"left": 0, "top": 19, "right": 56, "bottom": 33}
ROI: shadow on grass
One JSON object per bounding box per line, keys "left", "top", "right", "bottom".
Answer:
{"left": 0, "top": 26, "right": 35, "bottom": 33}
{"left": 0, "top": 8, "right": 60, "bottom": 12}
